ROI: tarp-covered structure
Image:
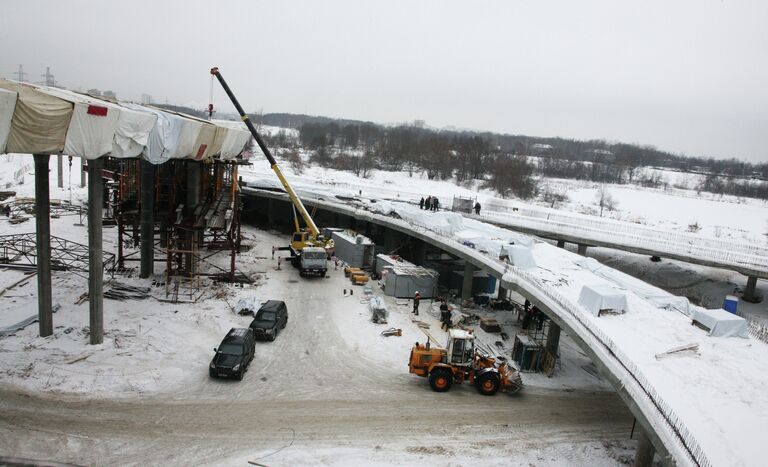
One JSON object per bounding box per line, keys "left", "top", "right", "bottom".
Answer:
{"left": 0, "top": 79, "right": 251, "bottom": 163}
{"left": 691, "top": 308, "right": 748, "bottom": 338}
{"left": 578, "top": 284, "right": 628, "bottom": 317}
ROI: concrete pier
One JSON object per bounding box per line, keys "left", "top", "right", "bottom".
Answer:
{"left": 139, "top": 160, "right": 155, "bottom": 278}
{"left": 87, "top": 158, "right": 104, "bottom": 345}
{"left": 462, "top": 262, "right": 476, "bottom": 299}
{"left": 33, "top": 154, "right": 53, "bottom": 337}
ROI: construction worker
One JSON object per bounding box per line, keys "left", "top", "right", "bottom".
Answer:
{"left": 432, "top": 197, "right": 439, "bottom": 211}
{"left": 474, "top": 201, "right": 481, "bottom": 215}
{"left": 412, "top": 291, "right": 421, "bottom": 315}
{"left": 424, "top": 196, "right": 432, "bottom": 211}
{"left": 440, "top": 300, "right": 451, "bottom": 331}
{"left": 419, "top": 197, "right": 425, "bottom": 210}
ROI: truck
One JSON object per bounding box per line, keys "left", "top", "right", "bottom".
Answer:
{"left": 210, "top": 67, "right": 333, "bottom": 274}
{"left": 408, "top": 328, "right": 523, "bottom": 395}
{"left": 298, "top": 246, "right": 327, "bottom": 277}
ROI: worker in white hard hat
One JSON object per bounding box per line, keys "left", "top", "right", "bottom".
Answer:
{"left": 412, "top": 291, "right": 421, "bottom": 316}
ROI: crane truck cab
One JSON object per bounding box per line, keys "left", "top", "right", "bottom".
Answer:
{"left": 297, "top": 246, "right": 327, "bottom": 277}
{"left": 408, "top": 328, "right": 523, "bottom": 396}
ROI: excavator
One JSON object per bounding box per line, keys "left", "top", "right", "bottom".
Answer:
{"left": 408, "top": 328, "right": 523, "bottom": 395}
{"left": 210, "top": 67, "right": 333, "bottom": 276}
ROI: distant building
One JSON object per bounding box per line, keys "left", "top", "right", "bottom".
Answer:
{"left": 531, "top": 143, "right": 553, "bottom": 155}
{"left": 140, "top": 93, "right": 153, "bottom": 104}
{"left": 103, "top": 90, "right": 116, "bottom": 98}
{"left": 87, "top": 88, "right": 102, "bottom": 96}
{"left": 585, "top": 149, "right": 615, "bottom": 163}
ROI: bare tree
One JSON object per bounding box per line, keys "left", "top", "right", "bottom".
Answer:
{"left": 595, "top": 186, "right": 617, "bottom": 217}
{"left": 287, "top": 149, "right": 304, "bottom": 175}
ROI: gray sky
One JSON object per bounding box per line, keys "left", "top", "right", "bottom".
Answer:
{"left": 2, "top": 0, "right": 767, "bottom": 162}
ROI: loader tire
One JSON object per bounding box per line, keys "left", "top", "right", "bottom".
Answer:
{"left": 428, "top": 368, "right": 453, "bottom": 392}
{"left": 476, "top": 372, "right": 500, "bottom": 396}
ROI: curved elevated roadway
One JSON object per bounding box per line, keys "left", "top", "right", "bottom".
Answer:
{"left": 245, "top": 185, "right": 768, "bottom": 467}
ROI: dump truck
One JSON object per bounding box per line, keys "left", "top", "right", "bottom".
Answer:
{"left": 211, "top": 67, "right": 333, "bottom": 274}
{"left": 298, "top": 246, "right": 327, "bottom": 277}
{"left": 408, "top": 328, "right": 523, "bottom": 395}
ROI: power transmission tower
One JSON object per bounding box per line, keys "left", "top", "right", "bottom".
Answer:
{"left": 12, "top": 64, "right": 28, "bottom": 82}
{"left": 40, "top": 66, "right": 56, "bottom": 87}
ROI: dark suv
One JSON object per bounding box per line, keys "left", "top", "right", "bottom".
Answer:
{"left": 249, "top": 300, "right": 288, "bottom": 341}
{"left": 209, "top": 328, "right": 255, "bottom": 380}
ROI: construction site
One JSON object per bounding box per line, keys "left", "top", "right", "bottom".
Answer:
{"left": 1, "top": 60, "right": 767, "bottom": 467}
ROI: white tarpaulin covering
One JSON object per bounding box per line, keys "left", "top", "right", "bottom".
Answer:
{"left": 691, "top": 308, "right": 748, "bottom": 338}
{"left": 500, "top": 244, "right": 537, "bottom": 269}
{"left": 34, "top": 86, "right": 121, "bottom": 159}
{"left": 578, "top": 284, "right": 628, "bottom": 316}
{"left": 211, "top": 120, "right": 251, "bottom": 159}
{"left": 111, "top": 105, "right": 157, "bottom": 159}
{"left": 0, "top": 79, "right": 72, "bottom": 154}
{"left": 125, "top": 104, "right": 197, "bottom": 164}
{"left": 0, "top": 87, "right": 16, "bottom": 153}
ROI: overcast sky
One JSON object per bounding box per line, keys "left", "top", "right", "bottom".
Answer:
{"left": 1, "top": 0, "right": 767, "bottom": 162}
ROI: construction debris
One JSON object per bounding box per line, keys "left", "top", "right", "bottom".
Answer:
{"left": 655, "top": 343, "right": 700, "bottom": 360}
{"left": 480, "top": 317, "right": 501, "bottom": 333}
{"left": 369, "top": 296, "right": 388, "bottom": 324}
{"left": 381, "top": 328, "right": 402, "bottom": 337}
{"left": 104, "top": 283, "right": 151, "bottom": 301}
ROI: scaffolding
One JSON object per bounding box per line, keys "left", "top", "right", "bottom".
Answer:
{"left": 106, "top": 157, "right": 247, "bottom": 302}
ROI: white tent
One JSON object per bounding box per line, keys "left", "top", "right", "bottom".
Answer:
{"left": 0, "top": 79, "right": 73, "bottom": 154}
{"left": 0, "top": 87, "right": 17, "bottom": 153}
{"left": 124, "top": 104, "right": 196, "bottom": 164}
{"left": 691, "top": 308, "right": 748, "bottom": 338}
{"left": 578, "top": 284, "right": 628, "bottom": 316}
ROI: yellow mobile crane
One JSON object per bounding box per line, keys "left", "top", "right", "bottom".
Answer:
{"left": 210, "top": 67, "right": 333, "bottom": 275}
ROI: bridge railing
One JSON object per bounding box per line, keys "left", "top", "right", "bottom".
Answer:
{"left": 482, "top": 209, "right": 768, "bottom": 271}
{"left": 483, "top": 199, "right": 768, "bottom": 260}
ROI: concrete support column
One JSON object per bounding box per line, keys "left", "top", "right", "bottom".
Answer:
{"left": 33, "top": 154, "right": 53, "bottom": 337}
{"left": 383, "top": 228, "right": 399, "bottom": 253}
{"left": 87, "top": 158, "right": 104, "bottom": 345}
{"left": 577, "top": 243, "right": 588, "bottom": 256}
{"left": 545, "top": 319, "right": 561, "bottom": 356}
{"left": 497, "top": 286, "right": 508, "bottom": 301}
{"left": 556, "top": 240, "right": 565, "bottom": 248}
{"left": 80, "top": 158, "right": 86, "bottom": 187}
{"left": 139, "top": 160, "right": 156, "bottom": 279}
{"left": 267, "top": 197, "right": 275, "bottom": 226}
{"left": 461, "top": 262, "right": 476, "bottom": 300}
{"left": 744, "top": 276, "right": 760, "bottom": 303}
{"left": 411, "top": 238, "right": 426, "bottom": 265}
{"left": 633, "top": 427, "right": 656, "bottom": 467}
{"left": 57, "top": 154, "right": 64, "bottom": 189}
{"left": 364, "top": 221, "right": 372, "bottom": 238}
{"left": 334, "top": 213, "right": 341, "bottom": 227}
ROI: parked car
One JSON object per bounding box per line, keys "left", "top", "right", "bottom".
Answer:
{"left": 249, "top": 300, "right": 288, "bottom": 341}
{"left": 209, "top": 328, "right": 255, "bottom": 380}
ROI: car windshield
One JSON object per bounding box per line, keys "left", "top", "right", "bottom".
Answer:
{"left": 257, "top": 311, "right": 277, "bottom": 322}
{"left": 218, "top": 343, "right": 244, "bottom": 355}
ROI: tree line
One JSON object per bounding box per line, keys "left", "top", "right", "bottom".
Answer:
{"left": 252, "top": 113, "right": 768, "bottom": 201}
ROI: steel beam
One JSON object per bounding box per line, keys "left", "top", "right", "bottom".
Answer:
{"left": 33, "top": 154, "right": 53, "bottom": 337}
{"left": 140, "top": 160, "right": 155, "bottom": 278}
{"left": 88, "top": 158, "right": 104, "bottom": 345}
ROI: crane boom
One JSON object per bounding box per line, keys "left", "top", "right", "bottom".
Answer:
{"left": 210, "top": 67, "right": 320, "bottom": 238}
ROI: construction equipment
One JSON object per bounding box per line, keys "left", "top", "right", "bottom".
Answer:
{"left": 408, "top": 328, "right": 523, "bottom": 395}
{"left": 210, "top": 67, "right": 333, "bottom": 275}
